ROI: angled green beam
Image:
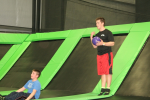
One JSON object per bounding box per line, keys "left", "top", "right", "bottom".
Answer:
{"left": 0, "top": 42, "right": 31, "bottom": 95}
{"left": 110, "top": 31, "right": 149, "bottom": 95}
{"left": 0, "top": 45, "right": 20, "bottom": 70}
{"left": 25, "top": 30, "right": 71, "bottom": 42}
{"left": 39, "top": 29, "right": 86, "bottom": 89}
{"left": 0, "top": 34, "right": 29, "bottom": 44}
{"left": 0, "top": 42, "right": 31, "bottom": 80}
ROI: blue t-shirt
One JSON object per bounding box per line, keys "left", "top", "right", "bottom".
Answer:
{"left": 24, "top": 80, "right": 41, "bottom": 99}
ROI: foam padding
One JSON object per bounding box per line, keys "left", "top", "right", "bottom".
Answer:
{"left": 0, "top": 34, "right": 29, "bottom": 44}
{"left": 39, "top": 30, "right": 84, "bottom": 89}
{"left": 25, "top": 30, "right": 71, "bottom": 42}
{"left": 0, "top": 45, "right": 20, "bottom": 70}
{"left": 0, "top": 42, "right": 31, "bottom": 80}
{"left": 106, "top": 23, "right": 134, "bottom": 34}
{"left": 130, "top": 22, "right": 150, "bottom": 32}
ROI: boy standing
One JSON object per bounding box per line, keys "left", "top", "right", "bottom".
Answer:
{"left": 0, "top": 69, "right": 41, "bottom": 100}
{"left": 90, "top": 17, "right": 114, "bottom": 95}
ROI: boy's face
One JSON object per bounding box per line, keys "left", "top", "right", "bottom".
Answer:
{"left": 96, "top": 20, "right": 104, "bottom": 30}
{"left": 31, "top": 71, "right": 38, "bottom": 80}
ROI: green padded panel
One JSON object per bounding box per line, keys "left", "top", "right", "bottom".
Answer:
{"left": 25, "top": 30, "right": 71, "bottom": 42}
{"left": 25, "top": 34, "right": 35, "bottom": 41}
{"left": 38, "top": 29, "right": 85, "bottom": 89}
{"left": 0, "top": 45, "right": 20, "bottom": 70}
{"left": 0, "top": 42, "right": 31, "bottom": 80}
{"left": 39, "top": 36, "right": 81, "bottom": 89}
{"left": 130, "top": 22, "right": 150, "bottom": 32}
{"left": 0, "top": 34, "right": 29, "bottom": 44}
{"left": 110, "top": 31, "right": 150, "bottom": 95}
{"left": 39, "top": 63, "right": 61, "bottom": 89}
{"left": 51, "top": 37, "right": 81, "bottom": 63}
{"left": 106, "top": 23, "right": 134, "bottom": 34}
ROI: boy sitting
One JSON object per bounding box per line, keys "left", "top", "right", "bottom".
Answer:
{"left": 0, "top": 69, "right": 41, "bottom": 100}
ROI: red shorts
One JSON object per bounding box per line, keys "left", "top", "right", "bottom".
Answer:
{"left": 97, "top": 52, "right": 113, "bottom": 75}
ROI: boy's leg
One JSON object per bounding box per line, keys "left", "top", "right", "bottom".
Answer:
{"left": 106, "top": 74, "right": 112, "bottom": 88}
{"left": 106, "top": 52, "right": 113, "bottom": 88}
{"left": 98, "top": 75, "right": 106, "bottom": 95}
{"left": 18, "top": 93, "right": 35, "bottom": 100}
{"left": 101, "top": 75, "right": 106, "bottom": 87}
{"left": 5, "top": 92, "right": 24, "bottom": 100}
{"left": 104, "top": 52, "right": 113, "bottom": 95}
{"left": 103, "top": 74, "right": 112, "bottom": 95}
{"left": 0, "top": 92, "right": 18, "bottom": 100}
{"left": 4, "top": 92, "right": 35, "bottom": 100}
{"left": 5, "top": 92, "right": 18, "bottom": 97}
{"left": 97, "top": 54, "right": 107, "bottom": 95}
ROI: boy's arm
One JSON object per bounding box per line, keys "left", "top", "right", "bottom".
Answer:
{"left": 96, "top": 41, "right": 115, "bottom": 46}
{"left": 25, "top": 89, "right": 37, "bottom": 100}
{"left": 90, "top": 32, "right": 97, "bottom": 48}
{"left": 16, "top": 87, "right": 26, "bottom": 92}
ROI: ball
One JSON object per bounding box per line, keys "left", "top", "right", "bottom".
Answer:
{"left": 92, "top": 36, "right": 101, "bottom": 45}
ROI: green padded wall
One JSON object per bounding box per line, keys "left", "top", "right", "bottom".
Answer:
{"left": 25, "top": 30, "right": 71, "bottom": 42}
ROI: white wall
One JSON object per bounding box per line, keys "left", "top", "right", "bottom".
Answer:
{"left": 0, "top": 0, "right": 32, "bottom": 28}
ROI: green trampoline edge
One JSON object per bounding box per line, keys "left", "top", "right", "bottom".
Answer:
{"left": 0, "top": 42, "right": 31, "bottom": 80}
{"left": 0, "top": 34, "right": 29, "bottom": 44}
{"left": 39, "top": 36, "right": 82, "bottom": 89}
{"left": 0, "top": 45, "right": 20, "bottom": 70}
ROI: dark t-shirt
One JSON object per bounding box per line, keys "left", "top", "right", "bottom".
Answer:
{"left": 95, "top": 29, "right": 114, "bottom": 55}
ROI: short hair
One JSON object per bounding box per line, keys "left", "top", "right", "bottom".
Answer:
{"left": 32, "top": 69, "right": 41, "bottom": 78}
{"left": 96, "top": 17, "right": 105, "bottom": 26}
